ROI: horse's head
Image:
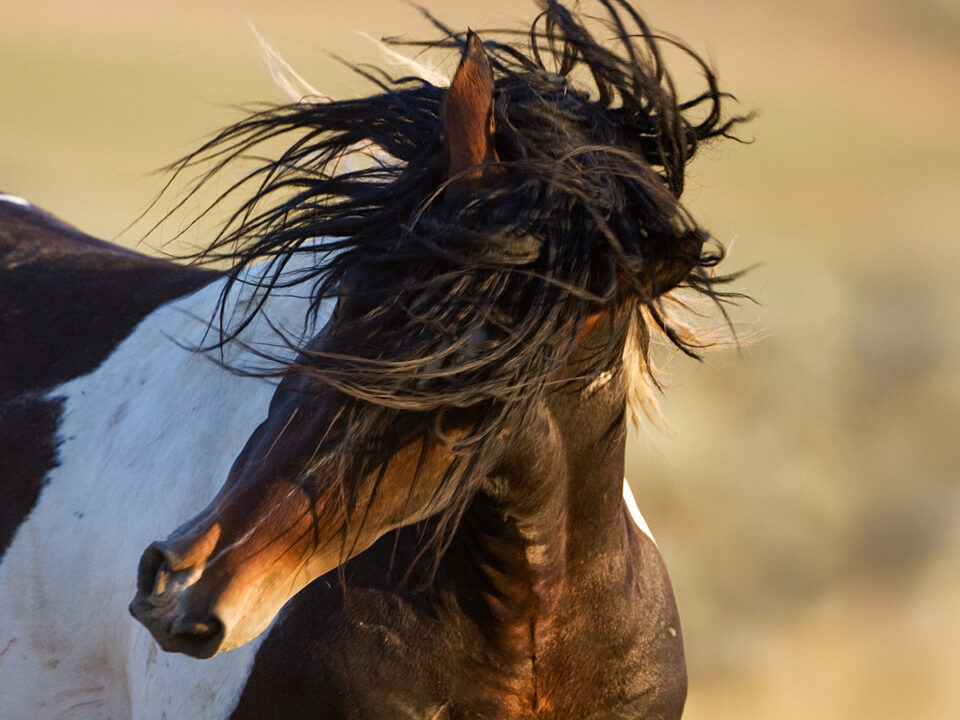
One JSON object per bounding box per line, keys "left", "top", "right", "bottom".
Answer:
{"left": 130, "top": 3, "right": 745, "bottom": 658}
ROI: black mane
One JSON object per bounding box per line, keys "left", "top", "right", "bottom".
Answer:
{"left": 151, "top": 0, "right": 749, "bottom": 546}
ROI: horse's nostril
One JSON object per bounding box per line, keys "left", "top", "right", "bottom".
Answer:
{"left": 131, "top": 541, "right": 227, "bottom": 657}
{"left": 136, "top": 543, "right": 170, "bottom": 597}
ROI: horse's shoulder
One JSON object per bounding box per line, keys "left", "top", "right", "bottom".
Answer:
{"left": 0, "top": 195, "right": 220, "bottom": 398}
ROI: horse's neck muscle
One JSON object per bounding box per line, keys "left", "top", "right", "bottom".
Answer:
{"left": 445, "top": 366, "right": 628, "bottom": 662}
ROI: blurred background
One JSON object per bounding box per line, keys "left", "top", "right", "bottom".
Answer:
{"left": 3, "top": 0, "right": 958, "bottom": 716}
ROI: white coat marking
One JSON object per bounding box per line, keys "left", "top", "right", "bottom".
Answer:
{"left": 622, "top": 479, "right": 657, "bottom": 546}
{"left": 0, "top": 193, "right": 31, "bottom": 207}
{"left": 0, "top": 260, "right": 329, "bottom": 719}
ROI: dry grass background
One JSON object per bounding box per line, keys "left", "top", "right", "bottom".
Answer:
{"left": 3, "top": 0, "right": 959, "bottom": 717}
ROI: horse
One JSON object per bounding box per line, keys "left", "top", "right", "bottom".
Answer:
{"left": 0, "top": 2, "right": 747, "bottom": 717}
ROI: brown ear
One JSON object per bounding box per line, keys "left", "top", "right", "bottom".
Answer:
{"left": 443, "top": 31, "right": 498, "bottom": 197}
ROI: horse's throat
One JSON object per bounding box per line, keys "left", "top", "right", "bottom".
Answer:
{"left": 446, "top": 494, "right": 564, "bottom": 714}
{"left": 455, "top": 495, "right": 562, "bottom": 624}
{"left": 443, "top": 378, "right": 628, "bottom": 711}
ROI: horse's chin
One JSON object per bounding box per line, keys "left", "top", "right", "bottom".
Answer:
{"left": 212, "top": 596, "right": 284, "bottom": 656}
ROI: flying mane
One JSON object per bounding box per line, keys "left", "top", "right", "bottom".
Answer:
{"left": 151, "top": 0, "right": 750, "bottom": 556}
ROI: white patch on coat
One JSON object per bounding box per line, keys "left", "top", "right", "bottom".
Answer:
{"left": 622, "top": 479, "right": 657, "bottom": 546}
{"left": 0, "top": 259, "right": 330, "bottom": 719}
{"left": 0, "top": 193, "right": 31, "bottom": 207}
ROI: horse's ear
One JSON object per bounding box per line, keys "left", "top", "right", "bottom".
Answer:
{"left": 443, "top": 30, "right": 498, "bottom": 196}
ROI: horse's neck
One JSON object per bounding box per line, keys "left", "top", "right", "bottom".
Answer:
{"left": 446, "top": 364, "right": 628, "bottom": 648}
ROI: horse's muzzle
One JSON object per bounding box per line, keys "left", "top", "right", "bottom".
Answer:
{"left": 129, "top": 542, "right": 225, "bottom": 659}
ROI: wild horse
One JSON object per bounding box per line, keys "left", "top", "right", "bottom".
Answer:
{"left": 0, "top": 2, "right": 746, "bottom": 717}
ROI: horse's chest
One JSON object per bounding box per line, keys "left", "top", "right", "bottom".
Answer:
{"left": 231, "top": 572, "right": 684, "bottom": 720}
{"left": 235, "top": 615, "right": 538, "bottom": 720}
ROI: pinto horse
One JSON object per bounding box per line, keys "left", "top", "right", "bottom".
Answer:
{"left": 0, "top": 2, "right": 746, "bottom": 717}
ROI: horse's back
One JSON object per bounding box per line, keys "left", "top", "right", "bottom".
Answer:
{"left": 0, "top": 194, "right": 218, "bottom": 399}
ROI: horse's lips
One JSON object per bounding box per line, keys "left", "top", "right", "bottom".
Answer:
{"left": 128, "top": 596, "right": 225, "bottom": 659}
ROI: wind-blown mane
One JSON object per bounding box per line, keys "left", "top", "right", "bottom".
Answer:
{"left": 152, "top": 0, "right": 749, "bottom": 553}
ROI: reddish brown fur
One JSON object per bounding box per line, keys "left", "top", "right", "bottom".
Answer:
{"left": 443, "top": 31, "right": 500, "bottom": 195}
